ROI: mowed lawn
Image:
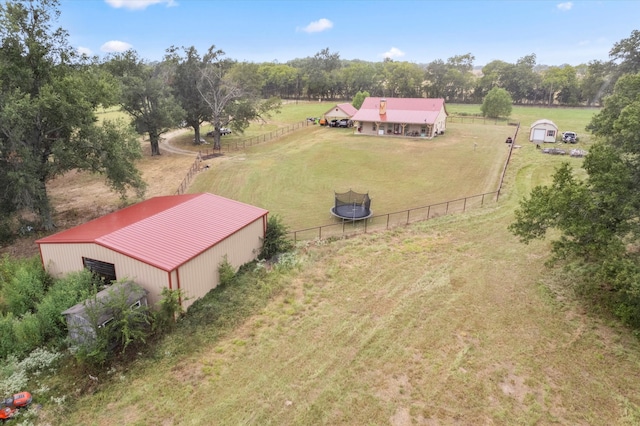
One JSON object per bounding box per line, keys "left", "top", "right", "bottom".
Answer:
{"left": 51, "top": 104, "right": 640, "bottom": 425}
{"left": 189, "top": 122, "right": 512, "bottom": 231}
{"left": 59, "top": 138, "right": 640, "bottom": 425}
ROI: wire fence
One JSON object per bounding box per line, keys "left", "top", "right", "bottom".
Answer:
{"left": 175, "top": 117, "right": 521, "bottom": 238}
{"left": 289, "top": 192, "right": 499, "bottom": 242}
{"left": 198, "top": 119, "right": 311, "bottom": 158}
{"left": 175, "top": 153, "right": 202, "bottom": 195}
{"left": 447, "top": 115, "right": 520, "bottom": 126}
{"left": 289, "top": 121, "right": 520, "bottom": 242}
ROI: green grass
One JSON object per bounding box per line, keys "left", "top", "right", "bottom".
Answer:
{"left": 190, "top": 121, "right": 511, "bottom": 230}
{"left": 43, "top": 103, "right": 640, "bottom": 426}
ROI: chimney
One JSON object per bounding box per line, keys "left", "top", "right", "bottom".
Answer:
{"left": 379, "top": 99, "right": 387, "bottom": 115}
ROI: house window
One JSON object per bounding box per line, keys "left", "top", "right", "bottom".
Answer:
{"left": 547, "top": 130, "right": 556, "bottom": 137}
{"left": 420, "top": 126, "right": 426, "bottom": 136}
{"left": 372, "top": 123, "right": 377, "bottom": 131}
{"left": 83, "top": 257, "right": 116, "bottom": 284}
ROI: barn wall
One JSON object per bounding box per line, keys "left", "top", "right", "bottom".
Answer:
{"left": 39, "top": 242, "right": 170, "bottom": 306}
{"left": 177, "top": 218, "right": 265, "bottom": 309}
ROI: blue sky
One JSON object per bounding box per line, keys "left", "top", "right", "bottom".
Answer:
{"left": 58, "top": 0, "right": 640, "bottom": 66}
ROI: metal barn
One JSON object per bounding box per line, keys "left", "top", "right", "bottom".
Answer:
{"left": 37, "top": 193, "right": 269, "bottom": 309}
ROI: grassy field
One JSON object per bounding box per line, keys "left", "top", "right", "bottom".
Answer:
{"left": 37, "top": 103, "right": 640, "bottom": 425}
{"left": 53, "top": 127, "right": 640, "bottom": 425}
{"left": 188, "top": 122, "right": 510, "bottom": 231}
{"left": 42, "top": 102, "right": 640, "bottom": 426}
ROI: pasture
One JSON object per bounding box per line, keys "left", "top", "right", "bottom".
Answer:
{"left": 188, "top": 122, "right": 511, "bottom": 231}
{"left": 36, "top": 102, "right": 640, "bottom": 425}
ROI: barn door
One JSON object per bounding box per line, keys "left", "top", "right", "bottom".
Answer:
{"left": 83, "top": 257, "right": 116, "bottom": 283}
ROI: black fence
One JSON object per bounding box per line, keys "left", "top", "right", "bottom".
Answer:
{"left": 198, "top": 120, "right": 311, "bottom": 158}
{"left": 175, "top": 153, "right": 202, "bottom": 195}
{"left": 447, "top": 115, "right": 520, "bottom": 126}
{"left": 289, "top": 191, "right": 499, "bottom": 242}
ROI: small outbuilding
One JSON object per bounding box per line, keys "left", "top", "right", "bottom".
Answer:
{"left": 529, "top": 119, "right": 558, "bottom": 143}
{"left": 323, "top": 103, "right": 358, "bottom": 121}
{"left": 37, "top": 193, "right": 269, "bottom": 309}
{"left": 62, "top": 281, "right": 148, "bottom": 345}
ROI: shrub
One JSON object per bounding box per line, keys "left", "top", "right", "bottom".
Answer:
{"left": 218, "top": 256, "right": 236, "bottom": 287}
{"left": 260, "top": 215, "right": 294, "bottom": 260}
{"left": 2, "top": 257, "right": 51, "bottom": 317}
{"left": 154, "top": 287, "right": 185, "bottom": 333}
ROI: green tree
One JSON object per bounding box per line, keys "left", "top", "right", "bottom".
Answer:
{"left": 481, "top": 87, "right": 512, "bottom": 118}
{"left": 610, "top": 29, "right": 640, "bottom": 76}
{"left": 0, "top": 0, "right": 146, "bottom": 230}
{"left": 510, "top": 73, "right": 640, "bottom": 327}
{"left": 104, "top": 50, "right": 185, "bottom": 156}
{"left": 164, "top": 45, "right": 217, "bottom": 145}
{"left": 198, "top": 49, "right": 281, "bottom": 150}
{"left": 259, "top": 215, "right": 294, "bottom": 260}
{"left": 352, "top": 90, "right": 370, "bottom": 109}
{"left": 580, "top": 60, "right": 615, "bottom": 106}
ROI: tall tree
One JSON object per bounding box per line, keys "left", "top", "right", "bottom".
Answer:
{"left": 580, "top": 60, "right": 615, "bottom": 106}
{"left": 610, "top": 29, "right": 640, "bottom": 76}
{"left": 510, "top": 73, "right": 640, "bottom": 327}
{"left": 104, "top": 50, "right": 185, "bottom": 156}
{"left": 164, "top": 45, "right": 217, "bottom": 145}
{"left": 197, "top": 48, "right": 281, "bottom": 150}
{"left": 0, "top": 0, "right": 145, "bottom": 231}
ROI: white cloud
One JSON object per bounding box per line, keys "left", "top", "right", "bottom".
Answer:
{"left": 557, "top": 2, "right": 573, "bottom": 11}
{"left": 382, "top": 47, "right": 405, "bottom": 59}
{"left": 77, "top": 46, "right": 93, "bottom": 56}
{"left": 299, "top": 18, "right": 333, "bottom": 33}
{"left": 101, "top": 40, "right": 133, "bottom": 53}
{"left": 105, "top": 0, "right": 177, "bottom": 10}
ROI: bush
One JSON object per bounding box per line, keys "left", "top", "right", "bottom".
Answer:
{"left": 2, "top": 257, "right": 51, "bottom": 317}
{"left": 154, "top": 287, "right": 185, "bottom": 332}
{"left": 260, "top": 215, "right": 294, "bottom": 260}
{"left": 218, "top": 256, "right": 236, "bottom": 287}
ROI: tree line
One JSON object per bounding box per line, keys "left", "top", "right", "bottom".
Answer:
{"left": 2, "top": 0, "right": 640, "bottom": 237}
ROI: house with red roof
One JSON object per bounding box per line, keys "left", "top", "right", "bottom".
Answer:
{"left": 36, "top": 193, "right": 268, "bottom": 309}
{"left": 350, "top": 97, "right": 448, "bottom": 138}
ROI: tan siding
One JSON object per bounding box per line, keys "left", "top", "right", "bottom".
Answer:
{"left": 39, "top": 217, "right": 265, "bottom": 309}
{"left": 40, "top": 242, "right": 170, "bottom": 306}
{"left": 177, "top": 218, "right": 264, "bottom": 309}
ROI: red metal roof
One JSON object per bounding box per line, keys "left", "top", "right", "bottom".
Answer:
{"left": 336, "top": 103, "right": 358, "bottom": 116}
{"left": 350, "top": 97, "right": 446, "bottom": 124}
{"left": 37, "top": 193, "right": 268, "bottom": 271}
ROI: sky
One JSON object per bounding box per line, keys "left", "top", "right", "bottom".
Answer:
{"left": 56, "top": 0, "right": 640, "bottom": 67}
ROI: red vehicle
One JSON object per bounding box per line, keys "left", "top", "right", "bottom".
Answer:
{"left": 0, "top": 392, "right": 32, "bottom": 423}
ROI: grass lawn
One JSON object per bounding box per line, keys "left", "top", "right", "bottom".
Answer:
{"left": 55, "top": 134, "right": 640, "bottom": 426}
{"left": 40, "top": 102, "right": 640, "bottom": 426}
{"left": 189, "top": 121, "right": 512, "bottom": 231}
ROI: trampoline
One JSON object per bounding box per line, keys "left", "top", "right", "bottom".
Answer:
{"left": 331, "top": 190, "right": 373, "bottom": 221}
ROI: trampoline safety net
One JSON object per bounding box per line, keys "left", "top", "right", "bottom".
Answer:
{"left": 333, "top": 190, "right": 372, "bottom": 220}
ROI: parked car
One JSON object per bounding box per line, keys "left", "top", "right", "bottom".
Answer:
{"left": 337, "top": 119, "right": 353, "bottom": 128}
{"left": 206, "top": 128, "right": 231, "bottom": 137}
{"left": 329, "top": 119, "right": 339, "bottom": 127}
{"left": 562, "top": 131, "right": 577, "bottom": 143}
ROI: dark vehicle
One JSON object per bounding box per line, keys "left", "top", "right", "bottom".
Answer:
{"left": 329, "top": 119, "right": 339, "bottom": 127}
{"left": 206, "top": 128, "right": 231, "bottom": 137}
{"left": 337, "top": 119, "right": 353, "bottom": 128}
{"left": 1, "top": 392, "right": 32, "bottom": 422}
{"left": 562, "top": 131, "right": 577, "bottom": 143}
